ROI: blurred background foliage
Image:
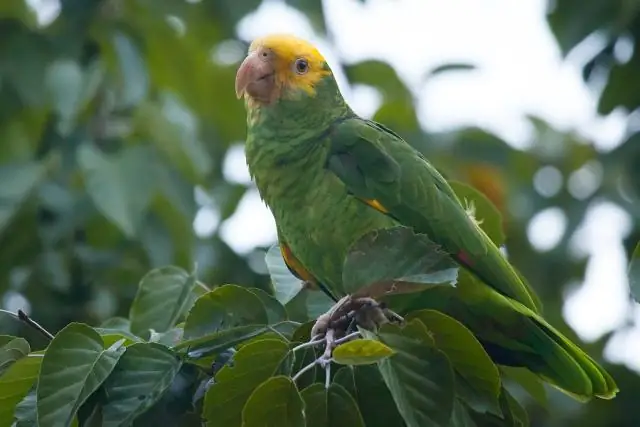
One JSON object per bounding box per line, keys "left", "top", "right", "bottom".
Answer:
{"left": 0, "top": 0, "right": 639, "bottom": 426}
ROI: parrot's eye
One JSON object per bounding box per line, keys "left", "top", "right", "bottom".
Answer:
{"left": 294, "top": 58, "right": 309, "bottom": 74}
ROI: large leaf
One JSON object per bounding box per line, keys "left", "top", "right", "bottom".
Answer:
{"left": 247, "top": 287, "right": 288, "bottom": 324}
{"left": 333, "top": 339, "right": 395, "bottom": 366}
{"left": 178, "top": 325, "right": 271, "bottom": 359}
{"left": 345, "top": 60, "right": 411, "bottom": 102}
{"left": 450, "top": 400, "right": 478, "bottom": 427}
{"left": 375, "top": 320, "right": 455, "bottom": 427}
{"left": 129, "top": 266, "right": 197, "bottom": 337}
{"left": 182, "top": 284, "right": 268, "bottom": 340}
{"left": 301, "top": 382, "right": 365, "bottom": 427}
{"left": 203, "top": 339, "right": 289, "bottom": 427}
{"left": 112, "top": 30, "right": 149, "bottom": 108}
{"left": 285, "top": 0, "right": 326, "bottom": 32}
{"left": 0, "top": 353, "right": 42, "bottom": 425}
{"left": 547, "top": 0, "right": 621, "bottom": 55}
{"left": 0, "top": 161, "right": 46, "bottom": 235}
{"left": 285, "top": 288, "right": 335, "bottom": 323}
{"left": 629, "top": 242, "right": 640, "bottom": 303}
{"left": 342, "top": 226, "right": 458, "bottom": 297}
{"left": 241, "top": 376, "right": 305, "bottom": 427}
{"left": 14, "top": 388, "right": 38, "bottom": 427}
{"left": 406, "top": 310, "right": 501, "bottom": 413}
{"left": 77, "top": 144, "right": 158, "bottom": 237}
{"left": 44, "top": 59, "right": 84, "bottom": 135}
{"left": 501, "top": 366, "right": 548, "bottom": 408}
{"left": 0, "top": 335, "right": 30, "bottom": 374}
{"left": 333, "top": 365, "right": 405, "bottom": 427}
{"left": 36, "top": 323, "right": 125, "bottom": 427}
{"left": 449, "top": 181, "right": 505, "bottom": 246}
{"left": 469, "top": 387, "right": 529, "bottom": 427}
{"left": 101, "top": 342, "right": 182, "bottom": 426}
{"left": 266, "top": 244, "right": 305, "bottom": 305}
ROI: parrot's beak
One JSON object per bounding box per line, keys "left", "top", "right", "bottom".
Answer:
{"left": 235, "top": 50, "right": 276, "bottom": 102}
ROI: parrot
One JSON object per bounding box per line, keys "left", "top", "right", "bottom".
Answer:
{"left": 234, "top": 33, "right": 618, "bottom": 401}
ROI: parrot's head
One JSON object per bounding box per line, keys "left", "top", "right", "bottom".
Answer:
{"left": 235, "top": 34, "right": 339, "bottom": 109}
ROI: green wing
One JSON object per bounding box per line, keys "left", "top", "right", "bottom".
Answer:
{"left": 325, "top": 117, "right": 539, "bottom": 312}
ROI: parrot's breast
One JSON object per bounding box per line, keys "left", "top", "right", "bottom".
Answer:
{"left": 264, "top": 153, "right": 396, "bottom": 295}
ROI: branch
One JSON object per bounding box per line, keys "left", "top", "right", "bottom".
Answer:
{"left": 18, "top": 309, "right": 54, "bottom": 341}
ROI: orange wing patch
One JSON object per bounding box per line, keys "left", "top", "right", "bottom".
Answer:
{"left": 280, "top": 242, "right": 315, "bottom": 283}
{"left": 359, "top": 198, "right": 389, "bottom": 214}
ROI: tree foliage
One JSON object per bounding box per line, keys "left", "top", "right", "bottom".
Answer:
{"left": 1, "top": 0, "right": 640, "bottom": 426}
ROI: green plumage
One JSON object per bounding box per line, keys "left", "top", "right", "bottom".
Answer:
{"left": 243, "top": 65, "right": 617, "bottom": 400}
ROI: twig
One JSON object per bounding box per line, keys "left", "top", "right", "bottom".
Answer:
{"left": 292, "top": 357, "right": 320, "bottom": 382}
{"left": 325, "top": 361, "right": 331, "bottom": 389}
{"left": 322, "top": 329, "right": 335, "bottom": 360}
{"left": 17, "top": 309, "right": 54, "bottom": 341}
{"left": 292, "top": 338, "right": 325, "bottom": 353}
{"left": 385, "top": 309, "right": 405, "bottom": 323}
{"left": 196, "top": 280, "right": 211, "bottom": 292}
{"left": 334, "top": 331, "right": 361, "bottom": 346}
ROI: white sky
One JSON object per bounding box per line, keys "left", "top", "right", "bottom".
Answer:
{"left": 24, "top": 0, "right": 639, "bottom": 370}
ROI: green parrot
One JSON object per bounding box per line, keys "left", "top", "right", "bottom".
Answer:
{"left": 235, "top": 33, "right": 617, "bottom": 401}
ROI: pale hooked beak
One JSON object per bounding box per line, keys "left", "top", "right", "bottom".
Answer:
{"left": 235, "top": 50, "right": 276, "bottom": 102}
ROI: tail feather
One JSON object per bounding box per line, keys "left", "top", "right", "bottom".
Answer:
{"left": 531, "top": 314, "right": 617, "bottom": 399}
{"left": 500, "top": 298, "right": 619, "bottom": 400}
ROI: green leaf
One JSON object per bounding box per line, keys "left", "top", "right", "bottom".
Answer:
{"left": 247, "top": 287, "right": 288, "bottom": 324}
{"left": 285, "top": 288, "right": 335, "bottom": 323}
{"left": 501, "top": 366, "right": 548, "bottom": 408}
{"left": 333, "top": 339, "right": 395, "bottom": 366}
{"left": 101, "top": 342, "right": 182, "bottom": 427}
{"left": 342, "top": 226, "right": 458, "bottom": 297}
{"left": 301, "top": 382, "right": 365, "bottom": 427}
{"left": 450, "top": 400, "right": 478, "bottom": 427}
{"left": 0, "top": 336, "right": 30, "bottom": 374}
{"left": 129, "top": 266, "right": 197, "bottom": 337}
{"left": 241, "top": 376, "right": 305, "bottom": 427}
{"left": 629, "top": 242, "right": 640, "bottom": 303}
{"left": 134, "top": 102, "right": 212, "bottom": 184}
{"left": 37, "top": 323, "right": 125, "bottom": 427}
{"left": 406, "top": 310, "right": 501, "bottom": 413}
{"left": 285, "top": 0, "right": 326, "bottom": 32}
{"left": 375, "top": 320, "right": 455, "bottom": 427}
{"left": 112, "top": 30, "right": 149, "bottom": 107}
{"left": 345, "top": 60, "right": 410, "bottom": 102}
{"left": 45, "top": 59, "right": 84, "bottom": 134}
{"left": 266, "top": 244, "right": 305, "bottom": 305}
{"left": 469, "top": 387, "right": 529, "bottom": 427}
{"left": 203, "top": 339, "right": 289, "bottom": 427}
{"left": 77, "top": 144, "right": 158, "bottom": 237}
{"left": 547, "top": 0, "right": 620, "bottom": 55}
{"left": 449, "top": 181, "right": 505, "bottom": 246}
{"left": 178, "top": 325, "right": 270, "bottom": 359}
{"left": 0, "top": 161, "right": 46, "bottom": 235}
{"left": 14, "top": 388, "right": 38, "bottom": 427}
{"left": 333, "top": 365, "right": 405, "bottom": 427}
{"left": 182, "top": 284, "right": 268, "bottom": 340}
{"left": 0, "top": 353, "right": 42, "bottom": 426}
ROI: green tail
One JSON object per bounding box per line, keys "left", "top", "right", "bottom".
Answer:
{"left": 396, "top": 271, "right": 619, "bottom": 401}
{"left": 483, "top": 295, "right": 618, "bottom": 400}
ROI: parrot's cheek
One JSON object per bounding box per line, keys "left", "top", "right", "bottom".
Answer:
{"left": 245, "top": 73, "right": 276, "bottom": 102}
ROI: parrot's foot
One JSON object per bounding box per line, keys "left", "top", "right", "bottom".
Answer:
{"left": 291, "top": 295, "right": 404, "bottom": 388}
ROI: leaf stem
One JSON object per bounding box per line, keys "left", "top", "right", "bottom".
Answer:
{"left": 292, "top": 338, "right": 325, "bottom": 353}
{"left": 17, "top": 309, "right": 54, "bottom": 341}
{"left": 292, "top": 357, "right": 320, "bottom": 382}
{"left": 334, "top": 331, "right": 361, "bottom": 346}
{"left": 325, "top": 361, "right": 331, "bottom": 389}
